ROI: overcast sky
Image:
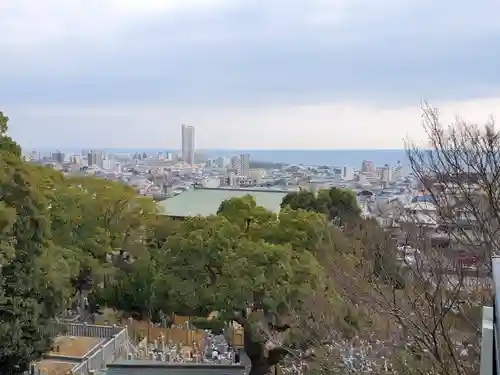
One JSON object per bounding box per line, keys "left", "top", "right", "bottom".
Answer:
{"left": 2, "top": 0, "right": 500, "bottom": 149}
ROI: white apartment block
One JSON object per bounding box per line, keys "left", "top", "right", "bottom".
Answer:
{"left": 181, "top": 124, "right": 195, "bottom": 165}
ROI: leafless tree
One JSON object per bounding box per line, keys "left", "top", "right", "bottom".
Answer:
{"left": 288, "top": 216, "right": 487, "bottom": 375}
{"left": 269, "top": 104, "right": 497, "bottom": 374}
{"left": 274, "top": 224, "right": 408, "bottom": 375}
{"left": 406, "top": 102, "right": 500, "bottom": 271}
{"left": 363, "top": 220, "right": 487, "bottom": 375}
{"left": 359, "top": 105, "right": 500, "bottom": 374}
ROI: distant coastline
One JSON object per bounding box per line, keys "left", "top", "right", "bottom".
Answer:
{"left": 26, "top": 148, "right": 409, "bottom": 169}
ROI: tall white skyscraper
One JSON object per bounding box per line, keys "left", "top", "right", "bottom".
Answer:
{"left": 181, "top": 124, "right": 195, "bottom": 165}
{"left": 239, "top": 153, "right": 250, "bottom": 176}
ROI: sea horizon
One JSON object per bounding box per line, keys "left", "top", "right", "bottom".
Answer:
{"left": 27, "top": 148, "right": 409, "bottom": 169}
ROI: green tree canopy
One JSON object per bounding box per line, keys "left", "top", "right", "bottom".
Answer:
{"left": 0, "top": 111, "right": 159, "bottom": 374}
{"left": 0, "top": 112, "right": 21, "bottom": 158}
{"left": 155, "top": 213, "right": 323, "bottom": 375}
{"left": 281, "top": 187, "right": 361, "bottom": 224}
{"left": 0, "top": 154, "right": 62, "bottom": 374}
{"left": 105, "top": 198, "right": 348, "bottom": 375}
{"left": 280, "top": 190, "right": 317, "bottom": 211}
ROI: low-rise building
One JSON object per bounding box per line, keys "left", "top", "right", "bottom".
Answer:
{"left": 106, "top": 361, "right": 246, "bottom": 375}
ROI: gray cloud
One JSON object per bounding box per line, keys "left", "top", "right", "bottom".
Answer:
{"left": 2, "top": 0, "right": 500, "bottom": 108}
{"left": 3, "top": 0, "right": 500, "bottom": 150}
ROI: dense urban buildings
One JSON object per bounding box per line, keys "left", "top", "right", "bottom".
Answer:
{"left": 87, "top": 149, "right": 104, "bottom": 168}
{"left": 23, "top": 145, "right": 414, "bottom": 212}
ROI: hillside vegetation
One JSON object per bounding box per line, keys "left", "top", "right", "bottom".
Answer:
{"left": 0, "top": 111, "right": 483, "bottom": 375}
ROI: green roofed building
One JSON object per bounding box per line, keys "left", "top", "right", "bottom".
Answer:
{"left": 157, "top": 188, "right": 288, "bottom": 217}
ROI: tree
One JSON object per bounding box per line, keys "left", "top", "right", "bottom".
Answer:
{"left": 57, "top": 176, "right": 156, "bottom": 259}
{"left": 321, "top": 188, "right": 361, "bottom": 224}
{"left": 47, "top": 175, "right": 157, "bottom": 307}
{"left": 279, "top": 105, "right": 491, "bottom": 375}
{"left": 273, "top": 212, "right": 484, "bottom": 375}
{"left": 104, "top": 198, "right": 338, "bottom": 375}
{"left": 280, "top": 190, "right": 317, "bottom": 212}
{"left": 254, "top": 207, "right": 328, "bottom": 254}
{"left": 216, "top": 195, "right": 275, "bottom": 231}
{"left": 310, "top": 103, "right": 494, "bottom": 375}
{"left": 0, "top": 154, "right": 65, "bottom": 375}
{"left": 155, "top": 213, "right": 323, "bottom": 375}
{"left": 0, "top": 111, "right": 159, "bottom": 373}
{"left": 406, "top": 102, "right": 500, "bottom": 269}
{"left": 0, "top": 112, "right": 21, "bottom": 158}
{"left": 286, "top": 219, "right": 400, "bottom": 374}
{"left": 351, "top": 222, "right": 484, "bottom": 375}
{"left": 281, "top": 187, "right": 361, "bottom": 224}
{"left": 343, "top": 218, "right": 402, "bottom": 285}
{"left": 100, "top": 256, "right": 169, "bottom": 321}
{"left": 100, "top": 195, "right": 374, "bottom": 375}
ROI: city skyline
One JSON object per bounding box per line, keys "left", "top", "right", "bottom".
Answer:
{"left": 2, "top": 1, "right": 500, "bottom": 149}
{"left": 25, "top": 148, "right": 407, "bottom": 170}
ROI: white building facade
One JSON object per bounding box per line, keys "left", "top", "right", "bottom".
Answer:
{"left": 181, "top": 124, "right": 195, "bottom": 166}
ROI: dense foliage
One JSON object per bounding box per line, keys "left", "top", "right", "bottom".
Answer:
{"left": 281, "top": 187, "right": 361, "bottom": 224}
{"left": 0, "top": 113, "right": 157, "bottom": 374}
{"left": 0, "top": 110, "right": 483, "bottom": 375}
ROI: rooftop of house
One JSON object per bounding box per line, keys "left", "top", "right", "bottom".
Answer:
{"left": 106, "top": 360, "right": 247, "bottom": 375}
{"left": 29, "top": 323, "right": 127, "bottom": 375}
{"left": 50, "top": 336, "right": 105, "bottom": 357}
{"left": 157, "top": 188, "right": 287, "bottom": 217}
{"left": 34, "top": 335, "right": 106, "bottom": 375}
{"left": 404, "top": 201, "right": 437, "bottom": 211}
{"left": 35, "top": 360, "right": 76, "bottom": 375}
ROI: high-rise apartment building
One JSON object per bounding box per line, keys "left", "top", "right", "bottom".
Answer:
{"left": 238, "top": 153, "right": 250, "bottom": 177}
{"left": 230, "top": 154, "right": 250, "bottom": 176}
{"left": 342, "top": 166, "right": 354, "bottom": 181}
{"left": 380, "top": 164, "right": 392, "bottom": 182}
{"left": 88, "top": 150, "right": 104, "bottom": 168}
{"left": 392, "top": 161, "right": 403, "bottom": 181}
{"left": 51, "top": 151, "right": 65, "bottom": 164}
{"left": 181, "top": 124, "right": 195, "bottom": 165}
